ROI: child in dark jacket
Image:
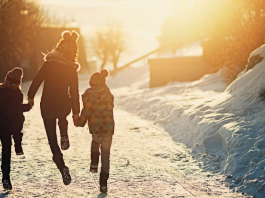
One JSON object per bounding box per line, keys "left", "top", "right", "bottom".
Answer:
{"left": 77, "top": 69, "right": 114, "bottom": 193}
{"left": 0, "top": 68, "right": 32, "bottom": 190}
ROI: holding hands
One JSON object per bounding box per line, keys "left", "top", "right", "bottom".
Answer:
{"left": 28, "top": 98, "right": 34, "bottom": 109}
{"left": 27, "top": 97, "right": 79, "bottom": 128}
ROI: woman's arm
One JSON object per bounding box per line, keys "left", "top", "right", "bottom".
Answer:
{"left": 27, "top": 62, "right": 47, "bottom": 101}
{"left": 70, "top": 72, "right": 80, "bottom": 126}
{"left": 70, "top": 71, "right": 80, "bottom": 115}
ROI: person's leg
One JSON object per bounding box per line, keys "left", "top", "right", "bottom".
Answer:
{"left": 13, "top": 132, "right": 23, "bottom": 155}
{"left": 58, "top": 118, "right": 69, "bottom": 150}
{"left": 43, "top": 119, "right": 61, "bottom": 155}
{"left": 58, "top": 118, "right": 68, "bottom": 137}
{"left": 0, "top": 135, "right": 12, "bottom": 190}
{"left": 43, "top": 119, "right": 71, "bottom": 185}
{"left": 99, "top": 133, "right": 113, "bottom": 193}
{"left": 91, "top": 134, "right": 101, "bottom": 153}
{"left": 100, "top": 133, "right": 113, "bottom": 174}
{"left": 90, "top": 134, "right": 101, "bottom": 173}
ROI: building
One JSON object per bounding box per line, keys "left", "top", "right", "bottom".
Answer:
{"left": 148, "top": 41, "right": 212, "bottom": 88}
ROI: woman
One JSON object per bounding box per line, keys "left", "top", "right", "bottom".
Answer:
{"left": 0, "top": 67, "right": 32, "bottom": 190}
{"left": 77, "top": 69, "right": 114, "bottom": 193}
{"left": 27, "top": 31, "right": 80, "bottom": 185}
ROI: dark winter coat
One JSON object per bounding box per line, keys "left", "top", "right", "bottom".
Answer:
{"left": 0, "top": 85, "right": 30, "bottom": 135}
{"left": 28, "top": 61, "right": 80, "bottom": 119}
{"left": 77, "top": 85, "right": 115, "bottom": 135}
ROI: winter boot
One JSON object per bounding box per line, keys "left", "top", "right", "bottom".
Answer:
{"left": 60, "top": 166, "right": 71, "bottom": 185}
{"left": 53, "top": 153, "right": 71, "bottom": 185}
{"left": 13, "top": 133, "right": 24, "bottom": 155}
{"left": 2, "top": 178, "right": 12, "bottom": 190}
{"left": 58, "top": 118, "right": 69, "bottom": 150}
{"left": 60, "top": 136, "right": 70, "bottom": 150}
{"left": 100, "top": 172, "right": 109, "bottom": 193}
{"left": 1, "top": 164, "right": 12, "bottom": 190}
{"left": 90, "top": 152, "right": 100, "bottom": 173}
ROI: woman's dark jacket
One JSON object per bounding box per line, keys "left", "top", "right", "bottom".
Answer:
{"left": 0, "top": 86, "right": 30, "bottom": 135}
{"left": 28, "top": 61, "right": 80, "bottom": 119}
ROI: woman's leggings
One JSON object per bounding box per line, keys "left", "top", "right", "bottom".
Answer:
{"left": 43, "top": 118, "right": 68, "bottom": 155}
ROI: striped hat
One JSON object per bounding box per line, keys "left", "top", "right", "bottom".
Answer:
{"left": 5, "top": 67, "right": 23, "bottom": 85}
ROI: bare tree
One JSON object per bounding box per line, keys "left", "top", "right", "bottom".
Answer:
{"left": 90, "top": 28, "right": 110, "bottom": 70}
{"left": 0, "top": 0, "right": 47, "bottom": 80}
{"left": 90, "top": 23, "right": 128, "bottom": 71}
{"left": 108, "top": 25, "right": 128, "bottom": 70}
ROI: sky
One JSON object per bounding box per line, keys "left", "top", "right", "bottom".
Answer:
{"left": 38, "top": 0, "right": 191, "bottom": 68}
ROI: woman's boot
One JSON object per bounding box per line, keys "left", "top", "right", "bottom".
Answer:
{"left": 100, "top": 172, "right": 109, "bottom": 193}
{"left": 90, "top": 152, "right": 100, "bottom": 173}
{"left": 60, "top": 135, "right": 70, "bottom": 150}
{"left": 1, "top": 164, "right": 12, "bottom": 190}
{"left": 58, "top": 118, "right": 70, "bottom": 150}
{"left": 53, "top": 152, "right": 71, "bottom": 185}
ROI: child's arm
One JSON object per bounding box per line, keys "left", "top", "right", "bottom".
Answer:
{"left": 77, "top": 95, "right": 98, "bottom": 127}
{"left": 81, "top": 88, "right": 92, "bottom": 105}
{"left": 21, "top": 104, "right": 31, "bottom": 112}
{"left": 8, "top": 93, "right": 30, "bottom": 113}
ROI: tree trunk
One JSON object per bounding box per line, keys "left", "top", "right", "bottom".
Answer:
{"left": 112, "top": 53, "right": 120, "bottom": 71}
{"left": 113, "top": 61, "right": 118, "bottom": 71}
{"left": 100, "top": 57, "right": 107, "bottom": 70}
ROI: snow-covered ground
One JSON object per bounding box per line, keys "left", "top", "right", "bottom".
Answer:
{"left": 2, "top": 80, "right": 245, "bottom": 198}
{"left": 107, "top": 44, "right": 265, "bottom": 198}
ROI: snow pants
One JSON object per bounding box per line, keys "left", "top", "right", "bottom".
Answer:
{"left": 0, "top": 124, "right": 23, "bottom": 154}
{"left": 91, "top": 133, "right": 113, "bottom": 173}
{"left": 0, "top": 135, "right": 11, "bottom": 178}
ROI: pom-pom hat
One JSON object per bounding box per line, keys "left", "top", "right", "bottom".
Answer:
{"left": 56, "top": 31, "right": 79, "bottom": 62}
{"left": 90, "top": 69, "right": 109, "bottom": 86}
{"left": 4, "top": 67, "right": 23, "bottom": 85}
{"left": 43, "top": 30, "right": 81, "bottom": 71}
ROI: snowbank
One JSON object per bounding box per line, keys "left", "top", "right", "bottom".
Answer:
{"left": 108, "top": 44, "right": 265, "bottom": 197}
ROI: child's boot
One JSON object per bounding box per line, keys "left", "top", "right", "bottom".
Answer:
{"left": 99, "top": 172, "right": 109, "bottom": 193}
{"left": 1, "top": 164, "right": 12, "bottom": 190}
{"left": 53, "top": 152, "right": 71, "bottom": 185}
{"left": 90, "top": 152, "right": 100, "bottom": 173}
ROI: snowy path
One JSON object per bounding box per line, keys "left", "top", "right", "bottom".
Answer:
{"left": 1, "top": 94, "right": 248, "bottom": 197}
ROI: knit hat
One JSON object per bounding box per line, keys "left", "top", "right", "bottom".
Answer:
{"left": 55, "top": 31, "right": 79, "bottom": 62}
{"left": 89, "top": 69, "right": 109, "bottom": 86}
{"left": 4, "top": 67, "right": 23, "bottom": 85}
